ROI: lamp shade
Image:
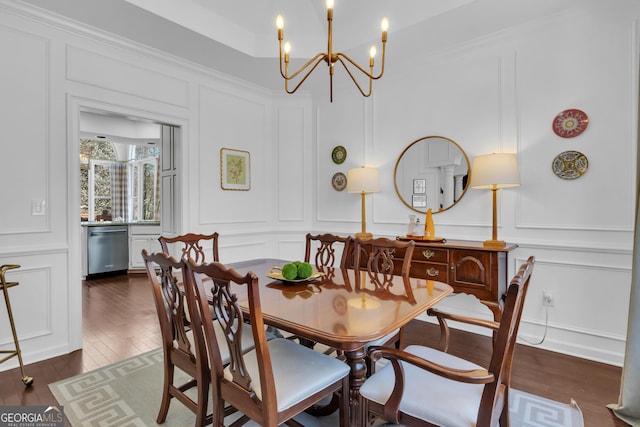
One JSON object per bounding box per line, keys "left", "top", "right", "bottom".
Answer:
{"left": 470, "top": 153, "right": 520, "bottom": 190}
{"left": 347, "top": 167, "right": 380, "bottom": 194}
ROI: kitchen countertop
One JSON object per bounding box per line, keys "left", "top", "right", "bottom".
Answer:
{"left": 81, "top": 221, "right": 160, "bottom": 227}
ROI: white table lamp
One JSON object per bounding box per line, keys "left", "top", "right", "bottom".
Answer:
{"left": 470, "top": 153, "right": 520, "bottom": 248}
{"left": 347, "top": 167, "right": 380, "bottom": 239}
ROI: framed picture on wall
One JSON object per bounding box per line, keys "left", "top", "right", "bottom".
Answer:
{"left": 412, "top": 195, "right": 427, "bottom": 208}
{"left": 220, "top": 148, "right": 251, "bottom": 190}
{"left": 413, "top": 179, "right": 426, "bottom": 194}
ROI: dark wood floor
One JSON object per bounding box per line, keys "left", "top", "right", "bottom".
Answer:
{"left": 0, "top": 272, "right": 627, "bottom": 427}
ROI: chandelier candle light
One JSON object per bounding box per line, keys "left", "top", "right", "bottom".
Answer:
{"left": 276, "top": 0, "right": 388, "bottom": 102}
{"left": 470, "top": 153, "right": 520, "bottom": 248}
{"left": 347, "top": 166, "right": 380, "bottom": 239}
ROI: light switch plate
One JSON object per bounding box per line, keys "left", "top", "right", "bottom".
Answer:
{"left": 31, "top": 199, "right": 46, "bottom": 216}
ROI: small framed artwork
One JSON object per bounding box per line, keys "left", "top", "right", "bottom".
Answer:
{"left": 220, "top": 148, "right": 251, "bottom": 191}
{"left": 413, "top": 179, "right": 426, "bottom": 194}
{"left": 412, "top": 195, "right": 427, "bottom": 208}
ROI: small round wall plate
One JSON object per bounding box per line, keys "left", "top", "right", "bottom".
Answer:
{"left": 331, "top": 172, "right": 347, "bottom": 191}
{"left": 552, "top": 109, "right": 589, "bottom": 138}
{"left": 552, "top": 150, "right": 589, "bottom": 180}
{"left": 331, "top": 146, "right": 347, "bottom": 164}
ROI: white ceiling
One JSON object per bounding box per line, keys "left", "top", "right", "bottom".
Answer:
{"left": 120, "top": 0, "right": 477, "bottom": 58}
{"left": 19, "top": 0, "right": 589, "bottom": 91}
{"left": 80, "top": 110, "right": 161, "bottom": 146}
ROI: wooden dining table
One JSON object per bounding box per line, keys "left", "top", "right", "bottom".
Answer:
{"left": 226, "top": 258, "right": 453, "bottom": 427}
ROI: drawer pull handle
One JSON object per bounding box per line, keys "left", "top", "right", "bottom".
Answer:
{"left": 426, "top": 268, "right": 439, "bottom": 277}
{"left": 422, "top": 249, "right": 435, "bottom": 259}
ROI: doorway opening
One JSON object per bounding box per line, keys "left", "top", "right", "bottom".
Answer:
{"left": 79, "top": 110, "right": 162, "bottom": 224}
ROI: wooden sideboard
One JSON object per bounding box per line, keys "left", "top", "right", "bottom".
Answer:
{"left": 394, "top": 238, "right": 518, "bottom": 320}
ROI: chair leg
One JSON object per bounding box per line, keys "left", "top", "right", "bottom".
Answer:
{"left": 156, "top": 359, "right": 173, "bottom": 423}
{"left": 500, "top": 388, "right": 510, "bottom": 427}
{"left": 195, "top": 373, "right": 209, "bottom": 427}
{"left": 339, "top": 376, "right": 349, "bottom": 427}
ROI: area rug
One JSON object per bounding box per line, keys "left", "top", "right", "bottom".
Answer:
{"left": 49, "top": 348, "right": 584, "bottom": 426}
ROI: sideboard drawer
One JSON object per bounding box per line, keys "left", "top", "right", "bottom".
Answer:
{"left": 393, "top": 246, "right": 448, "bottom": 264}
{"left": 409, "top": 262, "right": 449, "bottom": 282}
{"left": 412, "top": 247, "right": 448, "bottom": 263}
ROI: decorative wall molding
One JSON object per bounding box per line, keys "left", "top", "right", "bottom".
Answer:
{"left": 66, "top": 46, "right": 190, "bottom": 108}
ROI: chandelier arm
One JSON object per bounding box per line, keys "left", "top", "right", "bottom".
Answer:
{"left": 336, "top": 49, "right": 386, "bottom": 80}
{"left": 335, "top": 57, "right": 373, "bottom": 97}
{"left": 284, "top": 56, "right": 328, "bottom": 94}
{"left": 280, "top": 51, "right": 327, "bottom": 80}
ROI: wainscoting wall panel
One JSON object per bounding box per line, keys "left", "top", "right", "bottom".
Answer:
{"left": 515, "top": 14, "right": 636, "bottom": 232}
{"left": 197, "top": 84, "right": 270, "bottom": 226}
{"left": 277, "top": 104, "right": 309, "bottom": 223}
{"left": 0, "top": 251, "right": 70, "bottom": 370}
{"left": 0, "top": 23, "right": 49, "bottom": 235}
{"left": 66, "top": 46, "right": 190, "bottom": 108}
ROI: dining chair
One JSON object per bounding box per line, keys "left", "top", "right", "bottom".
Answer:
{"left": 183, "top": 258, "right": 351, "bottom": 427}
{"left": 143, "top": 249, "right": 255, "bottom": 426}
{"left": 158, "top": 232, "right": 220, "bottom": 263}
{"left": 302, "top": 233, "right": 354, "bottom": 363}
{"left": 158, "top": 232, "right": 221, "bottom": 322}
{"left": 142, "top": 249, "right": 211, "bottom": 426}
{"left": 360, "top": 256, "right": 535, "bottom": 427}
{"left": 304, "top": 233, "right": 353, "bottom": 270}
{"left": 353, "top": 236, "right": 416, "bottom": 351}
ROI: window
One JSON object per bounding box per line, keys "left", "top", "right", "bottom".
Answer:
{"left": 90, "top": 160, "right": 113, "bottom": 220}
{"left": 128, "top": 158, "right": 158, "bottom": 221}
{"left": 80, "top": 139, "right": 160, "bottom": 222}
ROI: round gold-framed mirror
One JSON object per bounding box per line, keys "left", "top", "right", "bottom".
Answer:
{"left": 393, "top": 136, "right": 470, "bottom": 214}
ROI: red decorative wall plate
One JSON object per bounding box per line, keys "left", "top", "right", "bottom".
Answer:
{"left": 552, "top": 109, "right": 589, "bottom": 138}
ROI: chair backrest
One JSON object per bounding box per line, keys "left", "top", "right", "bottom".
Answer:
{"left": 477, "top": 256, "right": 535, "bottom": 425}
{"left": 353, "top": 237, "right": 415, "bottom": 292}
{"left": 141, "top": 249, "right": 209, "bottom": 391}
{"left": 184, "top": 259, "right": 277, "bottom": 421}
{"left": 304, "top": 233, "right": 353, "bottom": 270}
{"left": 158, "top": 232, "right": 220, "bottom": 264}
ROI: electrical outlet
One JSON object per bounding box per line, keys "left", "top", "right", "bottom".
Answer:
{"left": 543, "top": 291, "right": 554, "bottom": 307}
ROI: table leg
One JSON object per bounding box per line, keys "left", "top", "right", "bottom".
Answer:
{"left": 344, "top": 347, "right": 367, "bottom": 427}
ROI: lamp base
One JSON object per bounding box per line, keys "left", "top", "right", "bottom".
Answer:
{"left": 355, "top": 232, "right": 373, "bottom": 240}
{"left": 483, "top": 239, "right": 506, "bottom": 248}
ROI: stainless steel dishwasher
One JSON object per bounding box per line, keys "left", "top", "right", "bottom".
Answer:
{"left": 87, "top": 225, "right": 129, "bottom": 276}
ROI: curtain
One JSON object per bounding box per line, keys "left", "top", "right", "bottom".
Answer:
{"left": 110, "top": 162, "right": 127, "bottom": 221}
{"left": 606, "top": 64, "right": 640, "bottom": 427}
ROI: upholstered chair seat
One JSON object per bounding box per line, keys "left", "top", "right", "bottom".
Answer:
{"left": 223, "top": 338, "right": 350, "bottom": 412}
{"left": 360, "top": 345, "right": 488, "bottom": 427}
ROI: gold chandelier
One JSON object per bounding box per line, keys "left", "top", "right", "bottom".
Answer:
{"left": 276, "top": 0, "right": 388, "bottom": 102}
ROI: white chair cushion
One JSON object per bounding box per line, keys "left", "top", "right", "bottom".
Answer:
{"left": 360, "top": 345, "right": 485, "bottom": 427}
{"left": 224, "top": 338, "right": 350, "bottom": 412}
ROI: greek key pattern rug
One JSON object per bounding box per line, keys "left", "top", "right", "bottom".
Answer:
{"left": 49, "top": 348, "right": 584, "bottom": 426}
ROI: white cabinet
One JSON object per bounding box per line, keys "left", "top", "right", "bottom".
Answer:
{"left": 128, "top": 224, "right": 162, "bottom": 270}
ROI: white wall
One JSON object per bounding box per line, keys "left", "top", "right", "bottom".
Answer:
{"left": 0, "top": 0, "right": 312, "bottom": 369}
{"left": 0, "top": 0, "right": 636, "bottom": 370}
{"left": 313, "top": 1, "right": 638, "bottom": 365}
